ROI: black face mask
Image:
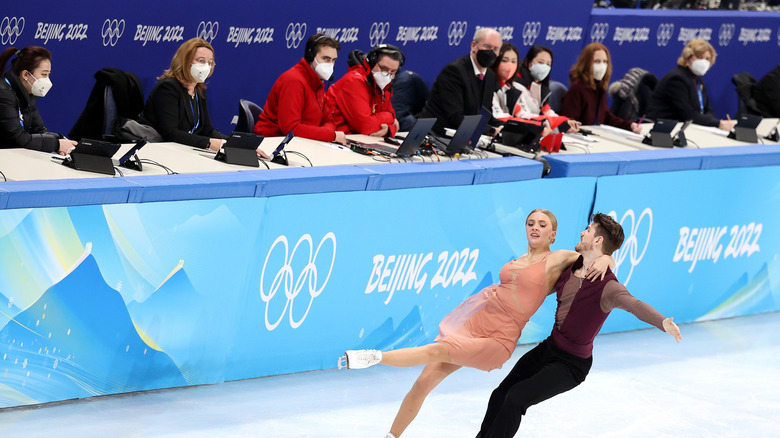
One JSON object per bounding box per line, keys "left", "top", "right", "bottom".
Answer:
{"left": 476, "top": 49, "right": 498, "bottom": 69}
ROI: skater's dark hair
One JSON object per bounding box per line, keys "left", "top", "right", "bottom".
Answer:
{"left": 591, "top": 213, "right": 624, "bottom": 255}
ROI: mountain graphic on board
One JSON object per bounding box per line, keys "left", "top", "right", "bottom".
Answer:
{"left": 0, "top": 244, "right": 186, "bottom": 407}
{"left": 127, "top": 260, "right": 232, "bottom": 385}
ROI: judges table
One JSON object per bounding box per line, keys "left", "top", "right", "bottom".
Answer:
{"left": 2, "top": 121, "right": 780, "bottom": 410}
{"left": 0, "top": 135, "right": 502, "bottom": 182}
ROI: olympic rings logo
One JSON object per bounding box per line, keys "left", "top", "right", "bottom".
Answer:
{"left": 0, "top": 17, "right": 25, "bottom": 46}
{"left": 718, "top": 23, "right": 735, "bottom": 47}
{"left": 197, "top": 21, "right": 219, "bottom": 43}
{"left": 522, "top": 21, "right": 541, "bottom": 46}
{"left": 448, "top": 21, "right": 467, "bottom": 46}
{"left": 609, "top": 208, "right": 653, "bottom": 286}
{"left": 369, "top": 21, "right": 390, "bottom": 47}
{"left": 286, "top": 22, "right": 307, "bottom": 49}
{"left": 590, "top": 22, "right": 609, "bottom": 44}
{"left": 260, "top": 233, "right": 336, "bottom": 331}
{"left": 101, "top": 19, "right": 125, "bottom": 47}
{"left": 656, "top": 23, "right": 675, "bottom": 47}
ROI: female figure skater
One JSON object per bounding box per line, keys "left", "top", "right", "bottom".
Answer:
{"left": 340, "top": 209, "right": 613, "bottom": 438}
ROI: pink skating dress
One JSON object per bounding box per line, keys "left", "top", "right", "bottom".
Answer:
{"left": 435, "top": 255, "right": 549, "bottom": 371}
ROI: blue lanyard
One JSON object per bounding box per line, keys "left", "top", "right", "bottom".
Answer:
{"left": 189, "top": 93, "right": 200, "bottom": 134}
{"left": 695, "top": 79, "right": 704, "bottom": 113}
{"left": 4, "top": 77, "right": 24, "bottom": 129}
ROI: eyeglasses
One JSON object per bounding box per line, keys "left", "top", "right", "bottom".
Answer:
{"left": 194, "top": 58, "right": 216, "bottom": 67}
{"left": 477, "top": 43, "right": 500, "bottom": 54}
{"left": 375, "top": 68, "right": 396, "bottom": 79}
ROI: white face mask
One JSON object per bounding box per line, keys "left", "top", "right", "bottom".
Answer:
{"left": 529, "top": 63, "right": 551, "bottom": 82}
{"left": 25, "top": 72, "right": 52, "bottom": 97}
{"left": 313, "top": 59, "right": 334, "bottom": 81}
{"left": 372, "top": 71, "right": 393, "bottom": 90}
{"left": 593, "top": 63, "right": 607, "bottom": 81}
{"left": 690, "top": 59, "right": 711, "bottom": 76}
{"left": 190, "top": 63, "right": 211, "bottom": 83}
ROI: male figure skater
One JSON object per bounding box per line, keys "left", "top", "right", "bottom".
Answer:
{"left": 477, "top": 213, "right": 682, "bottom": 437}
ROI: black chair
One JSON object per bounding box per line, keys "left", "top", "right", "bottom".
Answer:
{"left": 392, "top": 71, "right": 429, "bottom": 131}
{"left": 103, "top": 85, "right": 119, "bottom": 140}
{"left": 732, "top": 72, "right": 763, "bottom": 118}
{"left": 235, "top": 99, "right": 263, "bottom": 133}
{"left": 548, "top": 81, "right": 569, "bottom": 115}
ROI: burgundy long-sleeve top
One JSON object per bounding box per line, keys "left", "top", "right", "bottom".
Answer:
{"left": 552, "top": 256, "right": 665, "bottom": 358}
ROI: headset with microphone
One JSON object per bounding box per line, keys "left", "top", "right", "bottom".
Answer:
{"left": 365, "top": 44, "right": 405, "bottom": 69}
{"left": 304, "top": 34, "right": 329, "bottom": 63}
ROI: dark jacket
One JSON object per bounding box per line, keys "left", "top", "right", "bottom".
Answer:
{"left": 560, "top": 79, "right": 633, "bottom": 130}
{"left": 139, "top": 77, "right": 225, "bottom": 148}
{"left": 754, "top": 64, "right": 780, "bottom": 118}
{"left": 0, "top": 70, "right": 59, "bottom": 151}
{"left": 417, "top": 55, "right": 499, "bottom": 135}
{"left": 646, "top": 65, "right": 719, "bottom": 127}
{"left": 68, "top": 68, "right": 144, "bottom": 141}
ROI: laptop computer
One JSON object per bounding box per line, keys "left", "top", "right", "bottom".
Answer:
{"left": 348, "top": 118, "right": 436, "bottom": 157}
{"left": 215, "top": 132, "right": 264, "bottom": 167}
{"left": 468, "top": 107, "right": 493, "bottom": 151}
{"left": 430, "top": 114, "right": 483, "bottom": 155}
{"left": 63, "top": 138, "right": 121, "bottom": 175}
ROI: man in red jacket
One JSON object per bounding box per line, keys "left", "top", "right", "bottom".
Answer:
{"left": 325, "top": 45, "right": 404, "bottom": 137}
{"left": 255, "top": 33, "right": 347, "bottom": 144}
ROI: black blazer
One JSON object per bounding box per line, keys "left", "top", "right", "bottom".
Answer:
{"left": 68, "top": 68, "right": 144, "bottom": 141}
{"left": 646, "top": 65, "right": 719, "bottom": 127}
{"left": 0, "top": 70, "right": 59, "bottom": 151}
{"left": 418, "top": 55, "right": 498, "bottom": 134}
{"left": 139, "top": 77, "right": 226, "bottom": 148}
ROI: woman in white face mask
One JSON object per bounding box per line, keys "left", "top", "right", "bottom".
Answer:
{"left": 255, "top": 33, "right": 347, "bottom": 145}
{"left": 324, "top": 44, "right": 404, "bottom": 138}
{"left": 560, "top": 42, "right": 642, "bottom": 134}
{"left": 139, "top": 38, "right": 259, "bottom": 154}
{"left": 646, "top": 39, "right": 735, "bottom": 131}
{"left": 0, "top": 46, "right": 76, "bottom": 154}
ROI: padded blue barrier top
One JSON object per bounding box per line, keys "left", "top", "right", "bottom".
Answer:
{"left": 359, "top": 161, "right": 480, "bottom": 191}
{"left": 249, "top": 165, "right": 373, "bottom": 197}
{"left": 700, "top": 144, "right": 780, "bottom": 170}
{"left": 545, "top": 153, "right": 628, "bottom": 178}
{"left": 0, "top": 178, "right": 139, "bottom": 210}
{"left": 547, "top": 148, "right": 705, "bottom": 177}
{"left": 126, "top": 173, "right": 260, "bottom": 204}
{"left": 617, "top": 148, "right": 704, "bottom": 175}
{"left": 467, "top": 157, "right": 543, "bottom": 184}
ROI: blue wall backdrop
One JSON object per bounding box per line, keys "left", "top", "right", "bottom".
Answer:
{"left": 3, "top": 2, "right": 776, "bottom": 139}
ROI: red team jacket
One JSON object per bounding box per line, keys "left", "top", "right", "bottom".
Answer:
{"left": 325, "top": 62, "right": 398, "bottom": 137}
{"left": 254, "top": 58, "right": 336, "bottom": 142}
